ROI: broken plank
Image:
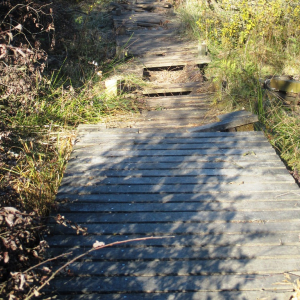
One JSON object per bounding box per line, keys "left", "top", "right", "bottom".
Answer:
{"left": 217, "top": 110, "right": 257, "bottom": 122}
{"left": 189, "top": 115, "right": 259, "bottom": 133}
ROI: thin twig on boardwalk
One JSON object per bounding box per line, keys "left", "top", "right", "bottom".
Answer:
{"left": 24, "top": 236, "right": 174, "bottom": 300}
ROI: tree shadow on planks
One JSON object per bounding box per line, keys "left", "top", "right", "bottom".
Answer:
{"left": 48, "top": 130, "right": 300, "bottom": 299}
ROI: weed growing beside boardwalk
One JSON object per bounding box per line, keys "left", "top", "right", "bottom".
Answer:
{"left": 178, "top": 0, "right": 300, "bottom": 176}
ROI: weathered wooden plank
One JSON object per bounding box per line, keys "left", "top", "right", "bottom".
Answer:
{"left": 76, "top": 135, "right": 270, "bottom": 145}
{"left": 141, "top": 47, "right": 201, "bottom": 57}
{"left": 121, "top": 43, "right": 200, "bottom": 56}
{"left": 141, "top": 53, "right": 209, "bottom": 63}
{"left": 65, "top": 154, "right": 282, "bottom": 165}
{"left": 72, "top": 142, "right": 273, "bottom": 153}
{"left": 62, "top": 169, "right": 291, "bottom": 182}
{"left": 75, "top": 134, "right": 270, "bottom": 143}
{"left": 64, "top": 159, "right": 284, "bottom": 170}
{"left": 141, "top": 109, "right": 208, "bottom": 120}
{"left": 143, "top": 82, "right": 205, "bottom": 94}
{"left": 146, "top": 95, "right": 212, "bottom": 109}
{"left": 113, "top": 12, "right": 166, "bottom": 24}
{"left": 70, "top": 149, "right": 276, "bottom": 159}
{"left": 48, "top": 211, "right": 300, "bottom": 225}
{"left": 140, "top": 55, "right": 211, "bottom": 68}
{"left": 75, "top": 135, "right": 271, "bottom": 145}
{"left": 56, "top": 201, "right": 300, "bottom": 213}
{"left": 116, "top": 34, "right": 194, "bottom": 45}
{"left": 51, "top": 221, "right": 300, "bottom": 237}
{"left": 116, "top": 34, "right": 195, "bottom": 46}
{"left": 146, "top": 94, "right": 212, "bottom": 100}
{"left": 60, "top": 174, "right": 293, "bottom": 188}
{"left": 48, "top": 244, "right": 300, "bottom": 261}
{"left": 137, "top": 127, "right": 200, "bottom": 133}
{"left": 52, "top": 258, "right": 300, "bottom": 276}
{"left": 55, "top": 191, "right": 300, "bottom": 202}
{"left": 57, "top": 181, "right": 298, "bottom": 195}
{"left": 217, "top": 110, "right": 257, "bottom": 122}
{"left": 52, "top": 290, "right": 293, "bottom": 300}
{"left": 133, "top": 120, "right": 213, "bottom": 128}
{"left": 124, "top": 2, "right": 172, "bottom": 10}
{"left": 47, "top": 233, "right": 300, "bottom": 249}
{"left": 63, "top": 160, "right": 287, "bottom": 173}
{"left": 189, "top": 111, "right": 259, "bottom": 133}
{"left": 76, "top": 131, "right": 266, "bottom": 139}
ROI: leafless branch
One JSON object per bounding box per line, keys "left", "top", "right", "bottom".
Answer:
{"left": 24, "top": 251, "right": 73, "bottom": 274}
{"left": 24, "top": 236, "right": 174, "bottom": 300}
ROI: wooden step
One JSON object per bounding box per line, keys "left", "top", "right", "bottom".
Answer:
{"left": 139, "top": 54, "right": 210, "bottom": 68}
{"left": 116, "top": 35, "right": 198, "bottom": 56}
{"left": 145, "top": 94, "right": 213, "bottom": 109}
{"left": 141, "top": 109, "right": 208, "bottom": 120}
{"left": 143, "top": 82, "right": 205, "bottom": 94}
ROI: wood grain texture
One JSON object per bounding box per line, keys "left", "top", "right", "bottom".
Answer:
{"left": 53, "top": 291, "right": 292, "bottom": 300}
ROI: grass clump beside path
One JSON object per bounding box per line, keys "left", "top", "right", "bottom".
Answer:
{"left": 177, "top": 0, "right": 300, "bottom": 178}
{"left": 1, "top": 0, "right": 141, "bottom": 216}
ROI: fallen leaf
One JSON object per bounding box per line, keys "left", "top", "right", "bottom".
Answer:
{"left": 93, "top": 241, "right": 105, "bottom": 248}
{"left": 4, "top": 252, "right": 9, "bottom": 263}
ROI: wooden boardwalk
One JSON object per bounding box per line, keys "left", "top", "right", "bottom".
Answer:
{"left": 47, "top": 1, "right": 300, "bottom": 299}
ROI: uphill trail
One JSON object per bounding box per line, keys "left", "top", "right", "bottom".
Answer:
{"left": 46, "top": 1, "right": 300, "bottom": 299}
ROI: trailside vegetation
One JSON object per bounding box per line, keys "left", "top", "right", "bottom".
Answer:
{"left": 0, "top": 0, "right": 142, "bottom": 298}
{"left": 178, "top": 0, "right": 300, "bottom": 178}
